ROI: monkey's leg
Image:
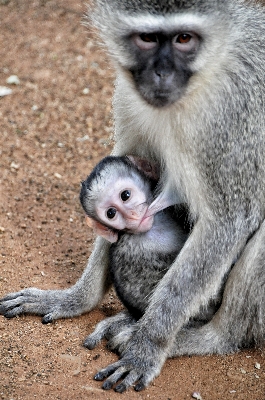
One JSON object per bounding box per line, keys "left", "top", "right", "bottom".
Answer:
{"left": 84, "top": 311, "right": 135, "bottom": 350}
{"left": 93, "top": 218, "right": 253, "bottom": 392}
{"left": 169, "top": 219, "right": 265, "bottom": 356}
{"left": 0, "top": 237, "right": 111, "bottom": 323}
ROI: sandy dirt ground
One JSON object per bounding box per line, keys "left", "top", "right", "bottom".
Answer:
{"left": 0, "top": 1, "right": 264, "bottom": 399}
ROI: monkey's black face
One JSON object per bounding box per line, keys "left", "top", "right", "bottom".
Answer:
{"left": 128, "top": 31, "right": 200, "bottom": 107}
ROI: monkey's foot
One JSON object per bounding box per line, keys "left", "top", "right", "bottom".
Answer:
{"left": 168, "top": 324, "right": 238, "bottom": 357}
{"left": 0, "top": 288, "right": 84, "bottom": 323}
{"left": 106, "top": 324, "right": 135, "bottom": 354}
{"left": 94, "top": 332, "right": 167, "bottom": 392}
{"left": 84, "top": 311, "right": 135, "bottom": 350}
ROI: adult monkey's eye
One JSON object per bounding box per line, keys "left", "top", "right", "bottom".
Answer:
{"left": 140, "top": 33, "right": 158, "bottom": 43}
{"left": 106, "top": 207, "right": 117, "bottom": 219}
{"left": 173, "top": 33, "right": 199, "bottom": 52}
{"left": 134, "top": 33, "right": 158, "bottom": 50}
{"left": 120, "top": 190, "right": 131, "bottom": 201}
{"left": 176, "top": 33, "right": 192, "bottom": 44}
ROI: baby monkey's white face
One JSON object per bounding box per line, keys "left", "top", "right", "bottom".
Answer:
{"left": 95, "top": 177, "right": 154, "bottom": 233}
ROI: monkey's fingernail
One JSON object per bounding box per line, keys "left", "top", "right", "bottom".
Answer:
{"left": 135, "top": 382, "right": 145, "bottom": 391}
{"left": 115, "top": 383, "right": 127, "bottom": 393}
{"left": 102, "top": 380, "right": 113, "bottom": 390}
{"left": 94, "top": 372, "right": 105, "bottom": 381}
{"left": 42, "top": 315, "right": 53, "bottom": 324}
{"left": 83, "top": 339, "right": 96, "bottom": 349}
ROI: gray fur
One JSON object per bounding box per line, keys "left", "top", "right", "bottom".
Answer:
{"left": 1, "top": 0, "right": 265, "bottom": 392}
{"left": 84, "top": 311, "right": 136, "bottom": 351}
{"left": 110, "top": 210, "right": 187, "bottom": 319}
{"left": 93, "top": 0, "right": 228, "bottom": 16}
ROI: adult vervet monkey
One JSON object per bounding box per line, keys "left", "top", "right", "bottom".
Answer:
{"left": 1, "top": 0, "right": 265, "bottom": 393}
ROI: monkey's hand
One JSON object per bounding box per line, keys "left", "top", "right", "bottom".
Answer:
{"left": 0, "top": 236, "right": 111, "bottom": 323}
{"left": 0, "top": 288, "right": 88, "bottom": 323}
{"left": 94, "top": 331, "right": 167, "bottom": 392}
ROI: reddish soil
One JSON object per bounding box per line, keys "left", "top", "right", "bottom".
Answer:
{"left": 0, "top": 1, "right": 264, "bottom": 399}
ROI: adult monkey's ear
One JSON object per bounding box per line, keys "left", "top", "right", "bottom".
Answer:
{"left": 85, "top": 215, "right": 118, "bottom": 243}
{"left": 126, "top": 155, "right": 160, "bottom": 181}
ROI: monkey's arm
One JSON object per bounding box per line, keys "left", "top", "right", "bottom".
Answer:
{"left": 0, "top": 237, "right": 111, "bottom": 323}
{"left": 94, "top": 217, "right": 251, "bottom": 392}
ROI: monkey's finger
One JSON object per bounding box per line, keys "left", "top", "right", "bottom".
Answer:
{"left": 1, "top": 305, "right": 25, "bottom": 319}
{"left": 101, "top": 366, "right": 128, "bottom": 390}
{"left": 0, "top": 289, "right": 43, "bottom": 316}
{"left": 83, "top": 336, "right": 98, "bottom": 350}
{"left": 115, "top": 370, "right": 140, "bottom": 393}
{"left": 0, "top": 296, "right": 27, "bottom": 315}
{"left": 94, "top": 361, "right": 122, "bottom": 381}
{"left": 42, "top": 314, "right": 54, "bottom": 324}
{"left": 135, "top": 373, "right": 154, "bottom": 391}
{"left": 0, "top": 295, "right": 46, "bottom": 321}
{"left": 0, "top": 291, "right": 24, "bottom": 302}
{"left": 84, "top": 328, "right": 107, "bottom": 349}
{"left": 41, "top": 307, "right": 75, "bottom": 323}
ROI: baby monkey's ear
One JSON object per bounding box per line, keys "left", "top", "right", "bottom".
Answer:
{"left": 85, "top": 215, "right": 118, "bottom": 243}
{"left": 126, "top": 155, "right": 160, "bottom": 181}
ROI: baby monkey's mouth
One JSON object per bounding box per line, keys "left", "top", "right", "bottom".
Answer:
{"left": 123, "top": 203, "right": 154, "bottom": 234}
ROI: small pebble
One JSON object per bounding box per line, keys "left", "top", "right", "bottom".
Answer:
{"left": 10, "top": 161, "right": 20, "bottom": 170}
{"left": 0, "top": 86, "right": 12, "bottom": 96}
{"left": 192, "top": 392, "right": 202, "bottom": 400}
{"left": 255, "top": 362, "right": 261, "bottom": 370}
{"left": 76, "top": 135, "right": 89, "bottom": 142}
{"left": 6, "top": 75, "right": 20, "bottom": 85}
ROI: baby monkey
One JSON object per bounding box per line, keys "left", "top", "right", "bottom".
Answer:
{"left": 80, "top": 156, "right": 188, "bottom": 349}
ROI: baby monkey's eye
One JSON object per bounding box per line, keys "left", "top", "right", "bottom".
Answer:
{"left": 120, "top": 190, "right": 131, "bottom": 201}
{"left": 106, "top": 207, "right": 117, "bottom": 219}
